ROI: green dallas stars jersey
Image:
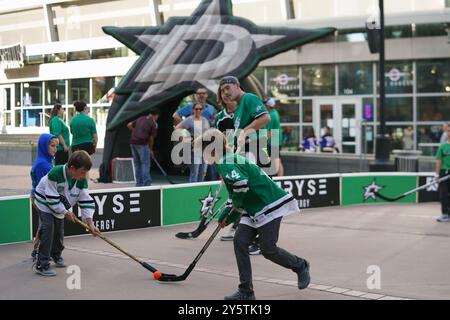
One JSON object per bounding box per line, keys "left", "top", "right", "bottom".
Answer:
{"left": 216, "top": 153, "right": 300, "bottom": 228}
{"left": 214, "top": 93, "right": 268, "bottom": 141}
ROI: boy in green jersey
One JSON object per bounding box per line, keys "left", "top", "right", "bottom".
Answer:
{"left": 195, "top": 129, "right": 310, "bottom": 300}
{"left": 435, "top": 123, "right": 450, "bottom": 222}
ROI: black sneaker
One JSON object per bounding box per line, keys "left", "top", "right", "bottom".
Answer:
{"left": 248, "top": 244, "right": 261, "bottom": 255}
{"left": 296, "top": 259, "right": 310, "bottom": 290}
{"left": 224, "top": 290, "right": 256, "bottom": 300}
{"left": 53, "top": 257, "right": 66, "bottom": 268}
{"left": 31, "top": 249, "right": 38, "bottom": 261}
{"left": 33, "top": 263, "right": 56, "bottom": 277}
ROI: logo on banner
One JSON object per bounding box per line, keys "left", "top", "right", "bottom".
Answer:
{"left": 199, "top": 188, "right": 221, "bottom": 217}
{"left": 276, "top": 178, "right": 330, "bottom": 208}
{"left": 362, "top": 180, "right": 384, "bottom": 201}
{"left": 425, "top": 177, "right": 438, "bottom": 192}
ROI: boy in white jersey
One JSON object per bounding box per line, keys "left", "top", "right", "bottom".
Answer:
{"left": 33, "top": 150, "right": 100, "bottom": 276}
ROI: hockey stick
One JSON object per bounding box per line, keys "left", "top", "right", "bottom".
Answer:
{"left": 152, "top": 154, "right": 176, "bottom": 184}
{"left": 72, "top": 216, "right": 159, "bottom": 275}
{"left": 375, "top": 174, "right": 450, "bottom": 202}
{"left": 175, "top": 200, "right": 227, "bottom": 239}
{"left": 157, "top": 210, "right": 233, "bottom": 282}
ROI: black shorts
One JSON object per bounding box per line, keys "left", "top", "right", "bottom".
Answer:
{"left": 72, "top": 142, "right": 95, "bottom": 155}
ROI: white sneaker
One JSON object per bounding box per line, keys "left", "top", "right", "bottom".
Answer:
{"left": 220, "top": 227, "right": 236, "bottom": 241}
{"left": 437, "top": 214, "right": 449, "bottom": 222}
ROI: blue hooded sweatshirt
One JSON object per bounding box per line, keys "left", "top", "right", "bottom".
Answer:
{"left": 31, "top": 133, "right": 56, "bottom": 196}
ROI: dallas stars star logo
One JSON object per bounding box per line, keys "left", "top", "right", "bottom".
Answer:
{"left": 199, "top": 188, "right": 220, "bottom": 217}
{"left": 363, "top": 179, "right": 385, "bottom": 201}
{"left": 103, "top": 0, "right": 334, "bottom": 130}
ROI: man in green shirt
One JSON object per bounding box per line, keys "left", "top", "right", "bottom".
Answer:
{"left": 70, "top": 101, "right": 98, "bottom": 155}
{"left": 435, "top": 123, "right": 450, "bottom": 222}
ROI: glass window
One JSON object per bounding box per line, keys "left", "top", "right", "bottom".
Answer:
{"left": 22, "top": 109, "right": 42, "bottom": 127}
{"left": 377, "top": 60, "right": 413, "bottom": 94}
{"left": 415, "top": 23, "right": 448, "bottom": 37}
{"left": 92, "top": 106, "right": 109, "bottom": 127}
{"left": 68, "top": 78, "right": 89, "bottom": 103}
{"left": 15, "top": 110, "right": 21, "bottom": 127}
{"left": 44, "top": 53, "right": 67, "bottom": 63}
{"left": 301, "top": 99, "right": 312, "bottom": 123}
{"left": 267, "top": 66, "right": 299, "bottom": 98}
{"left": 339, "top": 62, "right": 373, "bottom": 95}
{"left": 361, "top": 123, "right": 374, "bottom": 154}
{"left": 384, "top": 125, "right": 412, "bottom": 152}
{"left": 26, "top": 55, "right": 44, "bottom": 65}
{"left": 417, "top": 59, "right": 450, "bottom": 93}
{"left": 92, "top": 48, "right": 121, "bottom": 59}
{"left": 45, "top": 80, "right": 66, "bottom": 106}
{"left": 277, "top": 100, "right": 299, "bottom": 123}
{"left": 417, "top": 124, "right": 441, "bottom": 156}
{"left": 251, "top": 67, "right": 265, "bottom": 94}
{"left": 23, "top": 82, "right": 42, "bottom": 106}
{"left": 15, "top": 83, "right": 21, "bottom": 107}
{"left": 302, "top": 64, "right": 335, "bottom": 96}
{"left": 377, "top": 97, "right": 413, "bottom": 122}
{"left": 68, "top": 51, "right": 91, "bottom": 61}
{"left": 385, "top": 25, "right": 412, "bottom": 39}
{"left": 67, "top": 106, "right": 76, "bottom": 124}
{"left": 92, "top": 77, "right": 115, "bottom": 104}
{"left": 337, "top": 28, "right": 367, "bottom": 42}
{"left": 281, "top": 126, "right": 300, "bottom": 150}
{"left": 417, "top": 97, "right": 450, "bottom": 121}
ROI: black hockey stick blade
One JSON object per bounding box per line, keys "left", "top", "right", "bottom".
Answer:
{"left": 175, "top": 217, "right": 208, "bottom": 239}
{"left": 374, "top": 192, "right": 405, "bottom": 202}
{"left": 158, "top": 224, "right": 222, "bottom": 282}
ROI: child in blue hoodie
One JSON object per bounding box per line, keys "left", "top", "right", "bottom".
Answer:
{"left": 30, "top": 133, "right": 59, "bottom": 260}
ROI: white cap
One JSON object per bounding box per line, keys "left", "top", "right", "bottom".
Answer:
{"left": 264, "top": 98, "right": 276, "bottom": 107}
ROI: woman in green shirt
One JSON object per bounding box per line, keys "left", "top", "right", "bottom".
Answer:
{"left": 49, "top": 104, "right": 70, "bottom": 165}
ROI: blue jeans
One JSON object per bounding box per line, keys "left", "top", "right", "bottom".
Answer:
{"left": 131, "top": 144, "right": 151, "bottom": 186}
{"left": 189, "top": 152, "right": 206, "bottom": 183}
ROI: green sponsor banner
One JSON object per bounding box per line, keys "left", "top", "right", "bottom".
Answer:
{"left": 0, "top": 197, "right": 31, "bottom": 244}
{"left": 342, "top": 175, "right": 417, "bottom": 206}
{"left": 163, "top": 183, "right": 229, "bottom": 226}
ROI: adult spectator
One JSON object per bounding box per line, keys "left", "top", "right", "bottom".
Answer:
{"left": 49, "top": 103, "right": 70, "bottom": 165}
{"left": 440, "top": 123, "right": 448, "bottom": 144}
{"left": 172, "top": 86, "right": 217, "bottom": 126}
{"left": 70, "top": 101, "right": 97, "bottom": 156}
{"left": 127, "top": 109, "right": 159, "bottom": 187}
{"left": 175, "top": 103, "right": 210, "bottom": 182}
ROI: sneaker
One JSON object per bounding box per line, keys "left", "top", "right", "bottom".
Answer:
{"left": 33, "top": 263, "right": 56, "bottom": 277}
{"left": 437, "top": 214, "right": 449, "bottom": 222}
{"left": 31, "top": 249, "right": 38, "bottom": 261}
{"left": 224, "top": 290, "right": 256, "bottom": 300}
{"left": 248, "top": 244, "right": 261, "bottom": 255}
{"left": 220, "top": 227, "right": 236, "bottom": 241}
{"left": 296, "top": 259, "right": 310, "bottom": 290}
{"left": 53, "top": 257, "right": 66, "bottom": 268}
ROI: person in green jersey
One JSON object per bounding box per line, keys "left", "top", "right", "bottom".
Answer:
{"left": 435, "top": 123, "right": 450, "bottom": 222}
{"left": 263, "top": 97, "right": 284, "bottom": 176}
{"left": 70, "top": 101, "right": 98, "bottom": 156}
{"left": 49, "top": 103, "right": 70, "bottom": 165}
{"left": 216, "top": 76, "right": 271, "bottom": 241}
{"left": 195, "top": 129, "right": 310, "bottom": 300}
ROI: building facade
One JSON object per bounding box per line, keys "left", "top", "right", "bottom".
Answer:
{"left": 0, "top": 0, "right": 449, "bottom": 154}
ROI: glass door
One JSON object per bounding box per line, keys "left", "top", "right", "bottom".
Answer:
{"left": 0, "top": 84, "right": 14, "bottom": 133}
{"left": 313, "top": 99, "right": 337, "bottom": 151}
{"left": 338, "top": 99, "right": 362, "bottom": 154}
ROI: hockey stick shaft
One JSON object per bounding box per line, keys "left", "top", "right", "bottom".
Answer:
{"left": 151, "top": 155, "right": 175, "bottom": 184}
{"left": 376, "top": 174, "right": 450, "bottom": 201}
{"left": 73, "top": 216, "right": 158, "bottom": 273}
